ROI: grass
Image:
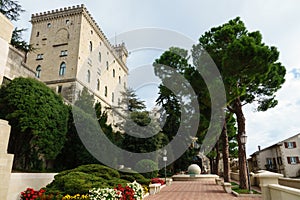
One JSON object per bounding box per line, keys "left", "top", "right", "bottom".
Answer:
{"left": 230, "top": 182, "right": 260, "bottom": 194}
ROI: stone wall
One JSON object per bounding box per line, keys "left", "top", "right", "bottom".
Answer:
{"left": 0, "top": 13, "right": 13, "bottom": 84}
{"left": 0, "top": 120, "right": 14, "bottom": 200}
{"left": 7, "top": 173, "right": 56, "bottom": 200}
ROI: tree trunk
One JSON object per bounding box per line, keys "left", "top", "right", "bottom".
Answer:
{"left": 234, "top": 99, "right": 248, "bottom": 189}
{"left": 222, "top": 120, "right": 230, "bottom": 182}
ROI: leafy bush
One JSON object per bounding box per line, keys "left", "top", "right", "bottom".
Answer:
{"left": 134, "top": 159, "right": 158, "bottom": 179}
{"left": 46, "top": 171, "right": 108, "bottom": 195}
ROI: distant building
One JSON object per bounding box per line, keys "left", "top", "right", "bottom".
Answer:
{"left": 249, "top": 133, "right": 300, "bottom": 178}
{"left": 26, "top": 4, "right": 128, "bottom": 127}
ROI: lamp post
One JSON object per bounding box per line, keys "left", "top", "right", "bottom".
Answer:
{"left": 240, "top": 132, "right": 251, "bottom": 193}
{"left": 163, "top": 149, "right": 167, "bottom": 183}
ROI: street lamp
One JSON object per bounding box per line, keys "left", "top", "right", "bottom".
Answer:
{"left": 240, "top": 132, "right": 251, "bottom": 193}
{"left": 163, "top": 149, "right": 167, "bottom": 183}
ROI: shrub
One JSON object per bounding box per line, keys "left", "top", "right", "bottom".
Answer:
{"left": 134, "top": 159, "right": 158, "bottom": 179}
{"left": 46, "top": 171, "right": 109, "bottom": 195}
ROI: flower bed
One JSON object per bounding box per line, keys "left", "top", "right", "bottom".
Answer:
{"left": 151, "top": 178, "right": 165, "bottom": 185}
{"left": 20, "top": 181, "right": 146, "bottom": 200}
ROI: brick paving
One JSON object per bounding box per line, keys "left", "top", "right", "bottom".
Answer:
{"left": 145, "top": 180, "right": 262, "bottom": 200}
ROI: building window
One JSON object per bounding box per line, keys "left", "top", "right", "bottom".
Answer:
{"left": 106, "top": 61, "right": 109, "bottom": 70}
{"left": 104, "top": 86, "right": 107, "bottom": 97}
{"left": 36, "top": 31, "right": 39, "bottom": 37}
{"left": 98, "top": 52, "right": 101, "bottom": 62}
{"left": 112, "top": 92, "right": 114, "bottom": 103}
{"left": 113, "top": 69, "right": 115, "bottom": 77}
{"left": 285, "top": 142, "right": 297, "bottom": 149}
{"left": 287, "top": 156, "right": 300, "bottom": 164}
{"left": 60, "top": 50, "right": 68, "bottom": 57}
{"left": 87, "top": 70, "right": 91, "bottom": 83}
{"left": 118, "top": 76, "right": 121, "bottom": 84}
{"left": 57, "top": 85, "right": 63, "bottom": 93}
{"left": 47, "top": 23, "right": 51, "bottom": 28}
{"left": 66, "top": 19, "right": 70, "bottom": 25}
{"left": 59, "top": 62, "right": 66, "bottom": 76}
{"left": 89, "top": 41, "right": 93, "bottom": 52}
{"left": 36, "top": 65, "right": 41, "bottom": 78}
{"left": 97, "top": 79, "right": 100, "bottom": 91}
{"left": 36, "top": 54, "right": 43, "bottom": 60}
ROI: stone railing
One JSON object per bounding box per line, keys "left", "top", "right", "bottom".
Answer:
{"left": 279, "top": 177, "right": 300, "bottom": 190}
{"left": 254, "top": 171, "right": 300, "bottom": 200}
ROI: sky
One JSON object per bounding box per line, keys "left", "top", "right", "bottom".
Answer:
{"left": 13, "top": 0, "right": 300, "bottom": 156}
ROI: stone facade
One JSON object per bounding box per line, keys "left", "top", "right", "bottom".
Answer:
{"left": 26, "top": 5, "right": 128, "bottom": 123}
{"left": 0, "top": 13, "right": 14, "bottom": 84}
{"left": 249, "top": 133, "right": 300, "bottom": 178}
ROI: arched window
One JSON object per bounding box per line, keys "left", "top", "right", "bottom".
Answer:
{"left": 87, "top": 70, "right": 91, "bottom": 83}
{"left": 98, "top": 52, "right": 101, "bottom": 62}
{"left": 36, "top": 65, "right": 41, "bottom": 78}
{"left": 59, "top": 62, "right": 66, "bottom": 76}
{"left": 113, "top": 69, "right": 115, "bottom": 78}
{"left": 104, "top": 86, "right": 107, "bottom": 97}
{"left": 89, "top": 41, "right": 92, "bottom": 52}
{"left": 118, "top": 76, "right": 121, "bottom": 84}
{"left": 97, "top": 79, "right": 100, "bottom": 91}
{"left": 112, "top": 92, "right": 114, "bottom": 103}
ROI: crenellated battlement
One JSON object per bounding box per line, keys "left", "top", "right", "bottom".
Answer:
{"left": 31, "top": 4, "right": 84, "bottom": 18}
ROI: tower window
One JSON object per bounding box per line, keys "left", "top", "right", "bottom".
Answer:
{"left": 106, "top": 61, "right": 109, "bottom": 70}
{"left": 118, "top": 76, "right": 121, "bottom": 84}
{"left": 97, "top": 79, "right": 100, "bottom": 91}
{"left": 59, "top": 62, "right": 66, "bottom": 76}
{"left": 57, "top": 85, "right": 63, "bottom": 93}
{"left": 36, "top": 31, "right": 39, "bottom": 37}
{"left": 98, "top": 52, "right": 101, "bottom": 62}
{"left": 60, "top": 50, "right": 68, "bottom": 57}
{"left": 47, "top": 23, "right": 51, "bottom": 28}
{"left": 66, "top": 19, "right": 70, "bottom": 25}
{"left": 112, "top": 92, "right": 114, "bottom": 103}
{"left": 113, "top": 69, "right": 115, "bottom": 78}
{"left": 36, "top": 54, "right": 43, "bottom": 60}
{"left": 87, "top": 70, "right": 91, "bottom": 83}
{"left": 36, "top": 65, "right": 41, "bottom": 78}
{"left": 89, "top": 41, "right": 93, "bottom": 52}
{"left": 104, "top": 86, "right": 107, "bottom": 97}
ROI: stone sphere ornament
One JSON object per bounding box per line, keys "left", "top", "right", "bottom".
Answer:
{"left": 187, "top": 164, "right": 201, "bottom": 175}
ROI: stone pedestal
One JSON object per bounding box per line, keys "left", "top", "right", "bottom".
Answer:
{"left": 254, "top": 171, "right": 283, "bottom": 200}
{"left": 0, "top": 120, "right": 14, "bottom": 200}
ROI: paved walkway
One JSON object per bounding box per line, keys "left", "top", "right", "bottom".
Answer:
{"left": 145, "top": 180, "right": 262, "bottom": 200}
